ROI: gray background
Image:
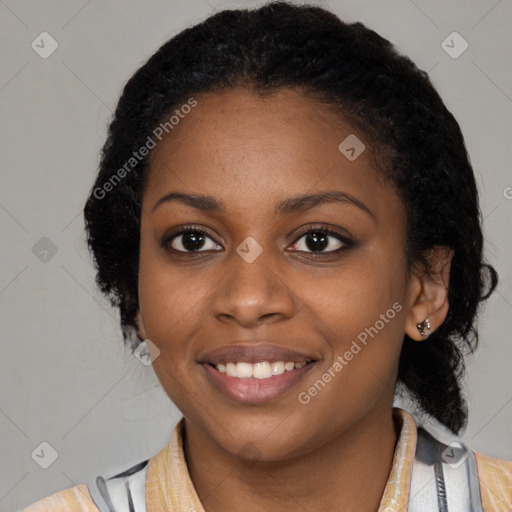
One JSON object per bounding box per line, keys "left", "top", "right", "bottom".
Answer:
{"left": 0, "top": 0, "right": 510, "bottom": 509}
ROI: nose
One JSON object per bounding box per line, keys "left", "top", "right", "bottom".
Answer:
{"left": 212, "top": 246, "right": 296, "bottom": 328}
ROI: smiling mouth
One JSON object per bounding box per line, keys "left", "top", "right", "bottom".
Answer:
{"left": 208, "top": 360, "right": 314, "bottom": 379}
{"left": 201, "top": 359, "right": 317, "bottom": 405}
{"left": 198, "top": 342, "right": 319, "bottom": 403}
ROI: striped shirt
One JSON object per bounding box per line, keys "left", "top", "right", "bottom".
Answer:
{"left": 24, "top": 407, "right": 512, "bottom": 511}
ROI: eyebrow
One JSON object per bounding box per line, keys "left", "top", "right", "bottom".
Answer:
{"left": 152, "top": 190, "right": 375, "bottom": 219}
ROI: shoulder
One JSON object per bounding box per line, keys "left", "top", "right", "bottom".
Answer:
{"left": 23, "top": 484, "right": 99, "bottom": 512}
{"left": 22, "top": 426, "right": 178, "bottom": 512}
{"left": 475, "top": 451, "right": 512, "bottom": 512}
{"left": 400, "top": 405, "right": 512, "bottom": 511}
{"left": 23, "top": 458, "right": 150, "bottom": 512}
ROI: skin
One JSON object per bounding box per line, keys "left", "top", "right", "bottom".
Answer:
{"left": 136, "top": 88, "right": 452, "bottom": 511}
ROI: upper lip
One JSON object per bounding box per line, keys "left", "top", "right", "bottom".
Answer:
{"left": 198, "top": 343, "right": 318, "bottom": 365}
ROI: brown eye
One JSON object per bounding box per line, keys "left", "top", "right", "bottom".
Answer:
{"left": 289, "top": 227, "right": 355, "bottom": 254}
{"left": 163, "top": 227, "right": 222, "bottom": 253}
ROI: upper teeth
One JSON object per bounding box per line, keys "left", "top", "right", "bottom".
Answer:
{"left": 215, "top": 361, "right": 308, "bottom": 379}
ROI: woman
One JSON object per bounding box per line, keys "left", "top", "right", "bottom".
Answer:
{"left": 25, "top": 2, "right": 511, "bottom": 511}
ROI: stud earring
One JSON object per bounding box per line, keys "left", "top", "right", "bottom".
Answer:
{"left": 416, "top": 317, "right": 432, "bottom": 339}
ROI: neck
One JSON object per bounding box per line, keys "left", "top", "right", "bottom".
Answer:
{"left": 183, "top": 406, "right": 400, "bottom": 512}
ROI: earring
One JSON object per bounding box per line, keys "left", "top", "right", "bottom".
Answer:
{"left": 416, "top": 317, "right": 431, "bottom": 339}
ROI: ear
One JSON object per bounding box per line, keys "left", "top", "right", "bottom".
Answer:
{"left": 134, "top": 310, "right": 147, "bottom": 341}
{"left": 405, "top": 246, "right": 454, "bottom": 341}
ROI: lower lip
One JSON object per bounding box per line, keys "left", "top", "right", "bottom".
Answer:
{"left": 202, "top": 363, "right": 315, "bottom": 405}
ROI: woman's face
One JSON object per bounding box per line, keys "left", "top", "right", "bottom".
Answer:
{"left": 138, "top": 88, "right": 414, "bottom": 460}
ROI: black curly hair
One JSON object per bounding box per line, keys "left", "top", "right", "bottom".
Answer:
{"left": 84, "top": 1, "right": 497, "bottom": 433}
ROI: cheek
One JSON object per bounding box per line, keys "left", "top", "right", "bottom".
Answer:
{"left": 307, "top": 248, "right": 407, "bottom": 402}
{"left": 297, "top": 270, "right": 406, "bottom": 429}
{"left": 138, "top": 247, "right": 205, "bottom": 411}
{"left": 314, "top": 250, "right": 406, "bottom": 337}
{"left": 138, "top": 233, "right": 205, "bottom": 338}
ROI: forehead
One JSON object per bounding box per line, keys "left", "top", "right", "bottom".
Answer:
{"left": 144, "top": 87, "right": 401, "bottom": 221}
{"left": 150, "top": 88, "right": 360, "bottom": 172}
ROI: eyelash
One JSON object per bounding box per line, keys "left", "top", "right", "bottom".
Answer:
{"left": 161, "top": 223, "right": 355, "bottom": 258}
